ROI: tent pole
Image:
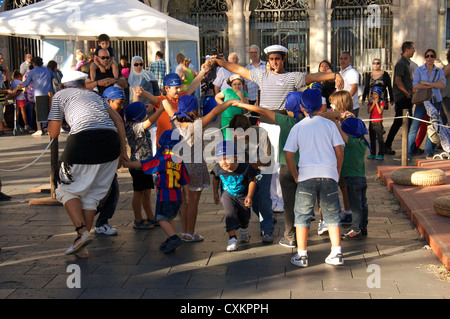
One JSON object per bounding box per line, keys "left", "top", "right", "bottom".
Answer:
{"left": 165, "top": 21, "right": 170, "bottom": 74}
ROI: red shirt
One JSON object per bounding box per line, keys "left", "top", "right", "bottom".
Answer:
{"left": 369, "top": 100, "right": 385, "bottom": 123}
{"left": 153, "top": 91, "right": 188, "bottom": 146}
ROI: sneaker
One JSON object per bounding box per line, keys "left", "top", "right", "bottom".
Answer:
{"left": 426, "top": 155, "right": 434, "bottom": 160}
{"left": 24, "top": 125, "right": 33, "bottom": 131}
{"left": 262, "top": 232, "right": 273, "bottom": 244}
{"left": 367, "top": 154, "right": 376, "bottom": 160}
{"left": 239, "top": 228, "right": 250, "bottom": 243}
{"left": 32, "top": 130, "right": 42, "bottom": 136}
{"left": 226, "top": 237, "right": 238, "bottom": 252}
{"left": 0, "top": 192, "right": 11, "bottom": 201}
{"left": 375, "top": 155, "right": 384, "bottom": 161}
{"left": 339, "top": 211, "right": 352, "bottom": 225}
{"left": 385, "top": 147, "right": 396, "bottom": 155}
{"left": 325, "top": 252, "right": 344, "bottom": 266}
{"left": 317, "top": 220, "right": 328, "bottom": 235}
{"left": 163, "top": 236, "right": 182, "bottom": 253}
{"left": 290, "top": 253, "right": 308, "bottom": 268}
{"left": 279, "top": 237, "right": 297, "bottom": 248}
{"left": 95, "top": 223, "right": 118, "bottom": 235}
{"left": 342, "top": 229, "right": 362, "bottom": 240}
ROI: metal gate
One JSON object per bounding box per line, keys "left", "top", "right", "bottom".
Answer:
{"left": 331, "top": 0, "right": 394, "bottom": 76}
{"left": 250, "top": 0, "right": 310, "bottom": 72}
{"left": 168, "top": 0, "right": 229, "bottom": 60}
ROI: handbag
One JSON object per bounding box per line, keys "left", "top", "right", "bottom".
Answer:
{"left": 412, "top": 69, "right": 438, "bottom": 105}
{"left": 427, "top": 119, "right": 440, "bottom": 144}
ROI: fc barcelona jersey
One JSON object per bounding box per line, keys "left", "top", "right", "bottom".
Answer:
{"left": 141, "top": 151, "right": 190, "bottom": 201}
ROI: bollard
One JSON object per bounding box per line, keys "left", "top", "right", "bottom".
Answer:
{"left": 402, "top": 109, "right": 408, "bottom": 166}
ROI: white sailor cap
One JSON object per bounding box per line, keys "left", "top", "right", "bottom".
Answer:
{"left": 264, "top": 45, "right": 288, "bottom": 56}
{"left": 61, "top": 71, "right": 88, "bottom": 84}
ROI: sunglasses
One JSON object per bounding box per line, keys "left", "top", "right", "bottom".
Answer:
{"left": 372, "top": 62, "right": 381, "bottom": 65}
{"left": 99, "top": 56, "right": 110, "bottom": 60}
{"left": 134, "top": 63, "right": 144, "bottom": 67}
{"left": 425, "top": 54, "right": 435, "bottom": 59}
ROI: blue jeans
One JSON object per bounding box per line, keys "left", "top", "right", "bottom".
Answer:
{"left": 345, "top": 177, "right": 368, "bottom": 232}
{"left": 408, "top": 102, "right": 441, "bottom": 158}
{"left": 252, "top": 173, "right": 274, "bottom": 233}
{"left": 294, "top": 178, "right": 341, "bottom": 228}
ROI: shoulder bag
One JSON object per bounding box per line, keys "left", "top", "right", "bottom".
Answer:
{"left": 412, "top": 69, "right": 437, "bottom": 105}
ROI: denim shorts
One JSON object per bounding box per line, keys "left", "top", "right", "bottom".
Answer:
{"left": 294, "top": 178, "right": 341, "bottom": 228}
{"left": 155, "top": 200, "right": 182, "bottom": 222}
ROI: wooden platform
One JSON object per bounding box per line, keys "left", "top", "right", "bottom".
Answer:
{"left": 378, "top": 159, "right": 450, "bottom": 270}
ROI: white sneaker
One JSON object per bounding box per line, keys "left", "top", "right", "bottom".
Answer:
{"left": 95, "top": 223, "right": 118, "bottom": 235}
{"left": 32, "top": 130, "right": 42, "bottom": 136}
{"left": 239, "top": 228, "right": 250, "bottom": 243}
{"left": 325, "top": 252, "right": 344, "bottom": 266}
{"left": 290, "top": 253, "right": 308, "bottom": 268}
{"left": 317, "top": 220, "right": 328, "bottom": 235}
{"left": 226, "top": 237, "right": 238, "bottom": 252}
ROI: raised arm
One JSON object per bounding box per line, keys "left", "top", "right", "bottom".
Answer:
{"left": 142, "top": 106, "right": 165, "bottom": 130}
{"left": 232, "top": 100, "right": 276, "bottom": 122}
{"left": 208, "top": 58, "right": 251, "bottom": 81}
{"left": 201, "top": 99, "right": 235, "bottom": 127}
{"left": 306, "top": 72, "right": 344, "bottom": 90}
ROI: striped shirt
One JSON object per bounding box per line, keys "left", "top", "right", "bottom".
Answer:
{"left": 48, "top": 88, "right": 117, "bottom": 135}
{"left": 141, "top": 151, "right": 190, "bottom": 202}
{"left": 250, "top": 69, "right": 306, "bottom": 110}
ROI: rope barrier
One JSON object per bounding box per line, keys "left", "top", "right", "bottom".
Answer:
{"left": 1, "top": 112, "right": 449, "bottom": 172}
{"left": 0, "top": 139, "right": 54, "bottom": 172}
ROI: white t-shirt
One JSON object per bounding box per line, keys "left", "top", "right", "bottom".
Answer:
{"left": 340, "top": 65, "right": 360, "bottom": 110}
{"left": 283, "top": 116, "right": 345, "bottom": 183}
{"left": 213, "top": 67, "right": 233, "bottom": 91}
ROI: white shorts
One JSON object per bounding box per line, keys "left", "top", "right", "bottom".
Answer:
{"left": 55, "top": 159, "right": 119, "bottom": 210}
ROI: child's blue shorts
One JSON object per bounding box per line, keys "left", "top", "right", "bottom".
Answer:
{"left": 155, "top": 200, "right": 182, "bottom": 222}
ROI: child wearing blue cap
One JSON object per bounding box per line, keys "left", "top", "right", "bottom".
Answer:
{"left": 211, "top": 141, "right": 257, "bottom": 251}
{"left": 367, "top": 86, "right": 385, "bottom": 160}
{"left": 123, "top": 130, "right": 190, "bottom": 253}
{"left": 284, "top": 88, "right": 345, "bottom": 267}
{"left": 232, "top": 93, "right": 341, "bottom": 248}
{"left": 335, "top": 117, "right": 370, "bottom": 239}
{"left": 125, "top": 101, "right": 165, "bottom": 230}
{"left": 161, "top": 94, "right": 237, "bottom": 242}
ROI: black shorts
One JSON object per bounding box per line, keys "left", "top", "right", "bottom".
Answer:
{"left": 129, "top": 169, "right": 154, "bottom": 191}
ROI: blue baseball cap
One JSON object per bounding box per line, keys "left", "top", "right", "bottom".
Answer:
{"left": 216, "top": 141, "right": 237, "bottom": 158}
{"left": 285, "top": 91, "right": 303, "bottom": 122}
{"left": 301, "top": 88, "right": 323, "bottom": 114}
{"left": 371, "top": 86, "right": 383, "bottom": 96}
{"left": 175, "top": 95, "right": 199, "bottom": 119}
{"left": 103, "top": 86, "right": 125, "bottom": 100}
{"left": 163, "top": 73, "right": 182, "bottom": 87}
{"left": 125, "top": 102, "right": 147, "bottom": 123}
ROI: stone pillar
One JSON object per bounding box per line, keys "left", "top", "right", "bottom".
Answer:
{"left": 231, "top": 0, "right": 246, "bottom": 64}
{"left": 244, "top": 10, "right": 252, "bottom": 65}
{"left": 308, "top": 1, "right": 328, "bottom": 72}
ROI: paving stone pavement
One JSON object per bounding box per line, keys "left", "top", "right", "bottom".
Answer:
{"left": 0, "top": 106, "right": 449, "bottom": 302}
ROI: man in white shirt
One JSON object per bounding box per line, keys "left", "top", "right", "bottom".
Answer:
{"left": 339, "top": 51, "right": 360, "bottom": 117}
{"left": 175, "top": 52, "right": 195, "bottom": 75}
{"left": 213, "top": 52, "right": 239, "bottom": 95}
{"left": 245, "top": 45, "right": 266, "bottom": 105}
{"left": 20, "top": 54, "right": 32, "bottom": 75}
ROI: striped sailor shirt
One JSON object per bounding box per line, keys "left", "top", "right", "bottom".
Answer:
{"left": 48, "top": 88, "right": 117, "bottom": 135}
{"left": 249, "top": 69, "right": 306, "bottom": 110}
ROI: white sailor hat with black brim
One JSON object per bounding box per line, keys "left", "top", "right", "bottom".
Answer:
{"left": 264, "top": 45, "right": 288, "bottom": 56}
{"left": 61, "top": 71, "right": 88, "bottom": 84}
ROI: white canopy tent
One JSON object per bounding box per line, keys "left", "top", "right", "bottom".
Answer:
{"left": 0, "top": 0, "right": 200, "bottom": 73}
